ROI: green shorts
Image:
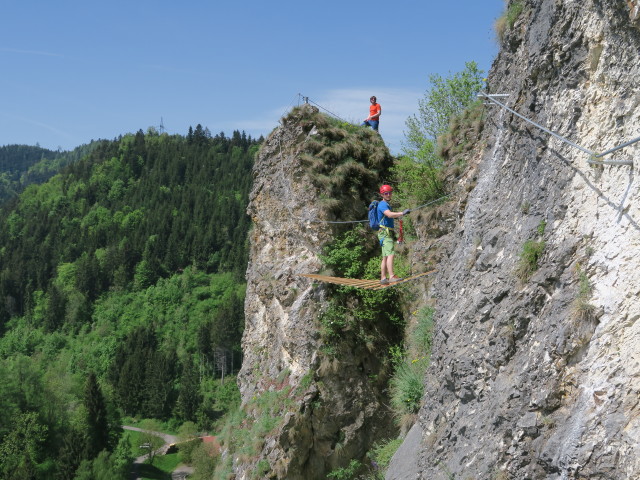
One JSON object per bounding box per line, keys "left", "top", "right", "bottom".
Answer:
{"left": 378, "top": 229, "right": 395, "bottom": 257}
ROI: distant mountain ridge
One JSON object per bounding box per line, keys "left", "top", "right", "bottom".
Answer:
{"left": 0, "top": 143, "right": 95, "bottom": 203}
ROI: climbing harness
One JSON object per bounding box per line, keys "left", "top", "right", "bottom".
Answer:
{"left": 378, "top": 224, "right": 395, "bottom": 245}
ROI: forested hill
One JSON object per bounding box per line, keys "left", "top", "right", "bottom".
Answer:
{"left": 0, "top": 127, "right": 260, "bottom": 479}
{"left": 0, "top": 127, "right": 258, "bottom": 327}
{"left": 0, "top": 143, "right": 101, "bottom": 203}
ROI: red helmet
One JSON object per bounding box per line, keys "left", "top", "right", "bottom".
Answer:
{"left": 379, "top": 184, "right": 393, "bottom": 194}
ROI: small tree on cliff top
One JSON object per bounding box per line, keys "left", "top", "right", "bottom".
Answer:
{"left": 404, "top": 61, "right": 484, "bottom": 148}
{"left": 396, "top": 62, "right": 484, "bottom": 204}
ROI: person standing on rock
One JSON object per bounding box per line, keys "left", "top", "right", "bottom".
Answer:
{"left": 361, "top": 95, "right": 381, "bottom": 131}
{"left": 377, "top": 184, "right": 410, "bottom": 285}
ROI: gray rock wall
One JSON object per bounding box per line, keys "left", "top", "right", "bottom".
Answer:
{"left": 388, "top": 1, "right": 640, "bottom": 478}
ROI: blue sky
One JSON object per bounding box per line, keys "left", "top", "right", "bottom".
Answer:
{"left": 0, "top": 1, "right": 504, "bottom": 155}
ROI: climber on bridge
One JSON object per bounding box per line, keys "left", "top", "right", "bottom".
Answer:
{"left": 361, "top": 95, "right": 381, "bottom": 131}
{"left": 377, "top": 185, "right": 410, "bottom": 285}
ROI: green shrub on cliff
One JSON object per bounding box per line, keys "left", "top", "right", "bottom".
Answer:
{"left": 495, "top": 0, "right": 525, "bottom": 42}
{"left": 516, "top": 220, "right": 547, "bottom": 282}
{"left": 389, "top": 307, "right": 434, "bottom": 422}
{"left": 318, "top": 226, "right": 406, "bottom": 351}
{"left": 571, "top": 265, "right": 596, "bottom": 322}
{"left": 516, "top": 239, "right": 545, "bottom": 281}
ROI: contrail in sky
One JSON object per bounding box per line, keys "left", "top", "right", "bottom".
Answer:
{"left": 0, "top": 47, "right": 63, "bottom": 57}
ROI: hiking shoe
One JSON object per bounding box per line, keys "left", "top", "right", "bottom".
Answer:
{"left": 389, "top": 276, "right": 403, "bottom": 283}
{"left": 380, "top": 278, "right": 389, "bottom": 285}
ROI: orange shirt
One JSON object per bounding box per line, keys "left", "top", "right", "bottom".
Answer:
{"left": 369, "top": 103, "right": 381, "bottom": 121}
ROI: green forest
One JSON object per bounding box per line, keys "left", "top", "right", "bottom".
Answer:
{"left": 0, "top": 127, "right": 260, "bottom": 479}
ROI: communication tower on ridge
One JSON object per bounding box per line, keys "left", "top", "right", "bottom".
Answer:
{"left": 159, "top": 117, "right": 165, "bottom": 134}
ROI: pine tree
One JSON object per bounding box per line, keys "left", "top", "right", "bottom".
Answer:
{"left": 44, "top": 283, "right": 66, "bottom": 332}
{"left": 56, "top": 428, "right": 85, "bottom": 480}
{"left": 175, "top": 358, "right": 201, "bottom": 422}
{"left": 83, "top": 372, "right": 109, "bottom": 459}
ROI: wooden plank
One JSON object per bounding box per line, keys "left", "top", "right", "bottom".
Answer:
{"left": 367, "top": 270, "right": 436, "bottom": 290}
{"left": 301, "top": 274, "right": 379, "bottom": 288}
{"left": 301, "top": 270, "right": 436, "bottom": 290}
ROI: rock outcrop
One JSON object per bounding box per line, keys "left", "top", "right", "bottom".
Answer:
{"left": 233, "top": 105, "right": 399, "bottom": 479}
{"left": 388, "top": 1, "right": 640, "bottom": 478}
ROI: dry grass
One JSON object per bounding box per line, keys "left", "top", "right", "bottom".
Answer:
{"left": 570, "top": 267, "right": 596, "bottom": 322}
{"left": 283, "top": 106, "right": 394, "bottom": 224}
{"left": 437, "top": 101, "right": 485, "bottom": 160}
{"left": 324, "top": 127, "right": 347, "bottom": 141}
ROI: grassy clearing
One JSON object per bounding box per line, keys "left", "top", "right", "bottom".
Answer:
{"left": 123, "top": 427, "right": 183, "bottom": 480}
{"left": 136, "top": 453, "right": 181, "bottom": 479}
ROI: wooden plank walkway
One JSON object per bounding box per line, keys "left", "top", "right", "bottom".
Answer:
{"left": 301, "top": 270, "right": 435, "bottom": 291}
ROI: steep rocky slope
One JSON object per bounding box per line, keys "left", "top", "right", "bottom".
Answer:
{"left": 388, "top": 1, "right": 640, "bottom": 479}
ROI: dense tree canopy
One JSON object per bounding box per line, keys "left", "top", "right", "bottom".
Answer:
{"left": 0, "top": 127, "right": 258, "bottom": 478}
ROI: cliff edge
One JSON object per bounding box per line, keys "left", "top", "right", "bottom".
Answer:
{"left": 388, "top": 1, "right": 640, "bottom": 478}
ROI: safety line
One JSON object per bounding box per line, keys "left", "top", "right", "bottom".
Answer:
{"left": 479, "top": 92, "right": 635, "bottom": 166}
{"left": 304, "top": 194, "right": 451, "bottom": 225}
{"left": 298, "top": 93, "right": 350, "bottom": 123}
{"left": 586, "top": 157, "right": 634, "bottom": 166}
{"left": 596, "top": 134, "right": 640, "bottom": 158}
{"left": 479, "top": 93, "right": 594, "bottom": 155}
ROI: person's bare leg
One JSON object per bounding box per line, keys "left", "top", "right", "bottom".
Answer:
{"left": 383, "top": 255, "right": 394, "bottom": 280}
{"left": 381, "top": 256, "right": 389, "bottom": 280}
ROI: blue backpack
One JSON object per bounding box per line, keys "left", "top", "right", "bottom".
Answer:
{"left": 368, "top": 200, "right": 381, "bottom": 230}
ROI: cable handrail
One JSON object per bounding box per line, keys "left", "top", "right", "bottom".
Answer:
{"left": 298, "top": 93, "right": 350, "bottom": 124}
{"left": 303, "top": 194, "right": 451, "bottom": 225}
{"left": 596, "top": 134, "right": 640, "bottom": 158}
{"left": 479, "top": 92, "right": 635, "bottom": 166}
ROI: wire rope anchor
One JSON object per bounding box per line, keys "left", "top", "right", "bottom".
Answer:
{"left": 481, "top": 93, "right": 509, "bottom": 106}
{"left": 586, "top": 156, "right": 634, "bottom": 167}
{"left": 588, "top": 136, "right": 639, "bottom": 166}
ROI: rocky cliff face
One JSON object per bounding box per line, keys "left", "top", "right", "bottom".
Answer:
{"left": 233, "top": 105, "right": 398, "bottom": 479}
{"left": 387, "top": 1, "right": 640, "bottom": 479}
